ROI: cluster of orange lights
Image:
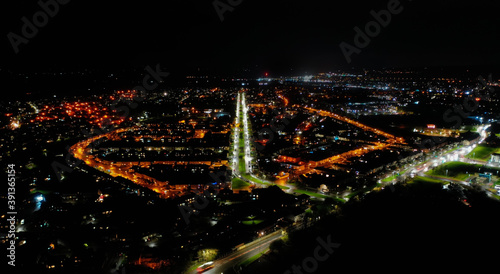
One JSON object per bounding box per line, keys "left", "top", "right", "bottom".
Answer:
{"left": 271, "top": 95, "right": 406, "bottom": 175}
{"left": 30, "top": 91, "right": 138, "bottom": 127}
{"left": 113, "top": 90, "right": 138, "bottom": 100}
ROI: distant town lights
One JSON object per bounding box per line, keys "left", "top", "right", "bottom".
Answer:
{"left": 10, "top": 121, "right": 20, "bottom": 129}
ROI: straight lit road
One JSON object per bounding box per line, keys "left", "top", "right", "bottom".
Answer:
{"left": 302, "top": 106, "right": 405, "bottom": 143}
{"left": 188, "top": 230, "right": 284, "bottom": 274}
{"left": 235, "top": 92, "right": 299, "bottom": 192}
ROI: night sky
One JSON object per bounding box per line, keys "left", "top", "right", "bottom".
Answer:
{"left": 2, "top": 0, "right": 500, "bottom": 73}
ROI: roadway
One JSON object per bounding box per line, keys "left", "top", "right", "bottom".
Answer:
{"left": 285, "top": 105, "right": 406, "bottom": 177}
{"left": 233, "top": 92, "right": 300, "bottom": 193}
{"left": 380, "top": 124, "right": 497, "bottom": 189}
{"left": 187, "top": 230, "right": 284, "bottom": 274}
{"left": 232, "top": 93, "right": 242, "bottom": 175}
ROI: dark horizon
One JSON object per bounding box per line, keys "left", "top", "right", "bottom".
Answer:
{"left": 2, "top": 0, "right": 500, "bottom": 73}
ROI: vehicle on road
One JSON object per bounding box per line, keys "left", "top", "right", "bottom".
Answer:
{"left": 197, "top": 261, "right": 214, "bottom": 273}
